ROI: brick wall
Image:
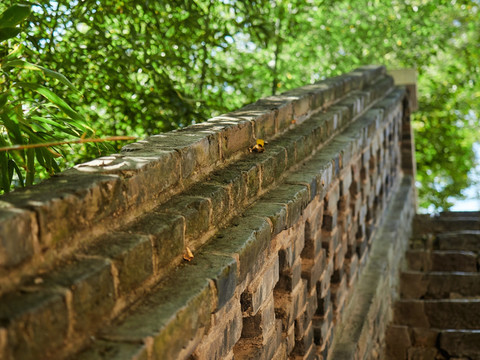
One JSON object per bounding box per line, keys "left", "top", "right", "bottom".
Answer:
{"left": 0, "top": 66, "right": 416, "bottom": 359}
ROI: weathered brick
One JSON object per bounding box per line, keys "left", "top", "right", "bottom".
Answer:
{"left": 277, "top": 229, "right": 305, "bottom": 273}
{"left": 76, "top": 147, "right": 181, "bottom": 203}
{"left": 208, "top": 165, "right": 250, "bottom": 208}
{"left": 439, "top": 330, "right": 480, "bottom": 358}
{"left": 334, "top": 236, "right": 347, "bottom": 271}
{"left": 156, "top": 195, "right": 211, "bottom": 246}
{"left": 241, "top": 256, "right": 279, "bottom": 315}
{"left": 207, "top": 116, "right": 254, "bottom": 160}
{"left": 137, "top": 130, "right": 221, "bottom": 180}
{"left": 231, "top": 159, "right": 262, "bottom": 200}
{"left": 1, "top": 172, "right": 121, "bottom": 248}
{"left": 411, "top": 327, "right": 439, "bottom": 347}
{"left": 233, "top": 319, "right": 282, "bottom": 360}
{"left": 321, "top": 228, "right": 339, "bottom": 258}
{"left": 193, "top": 296, "right": 242, "bottom": 360}
{"left": 271, "top": 136, "right": 297, "bottom": 170}
{"left": 44, "top": 258, "right": 116, "bottom": 334}
{"left": 277, "top": 257, "right": 302, "bottom": 292}
{"left": 322, "top": 213, "right": 337, "bottom": 232}
{"left": 74, "top": 340, "right": 149, "bottom": 360}
{"left": 235, "top": 103, "right": 276, "bottom": 139}
{"left": 288, "top": 124, "right": 323, "bottom": 161}
{"left": 345, "top": 254, "right": 358, "bottom": 287}
{"left": 242, "top": 293, "right": 276, "bottom": 340}
{"left": 294, "top": 289, "right": 318, "bottom": 337}
{"left": 0, "top": 66, "right": 415, "bottom": 360}
{"left": 265, "top": 185, "right": 310, "bottom": 228}
{"left": 301, "top": 250, "right": 325, "bottom": 291}
{"left": 193, "top": 252, "right": 238, "bottom": 310}
{"left": 324, "top": 183, "right": 340, "bottom": 215}
{"left": 317, "top": 260, "right": 333, "bottom": 299}
{"left": 0, "top": 290, "right": 69, "bottom": 360}
{"left": 437, "top": 230, "right": 480, "bottom": 251}
{"left": 84, "top": 232, "right": 153, "bottom": 296}
{"left": 0, "top": 207, "right": 38, "bottom": 267}
{"left": 316, "top": 288, "right": 331, "bottom": 317}
{"left": 272, "top": 99, "right": 294, "bottom": 133}
{"left": 302, "top": 221, "right": 318, "bottom": 260}
{"left": 184, "top": 182, "right": 231, "bottom": 227}
{"left": 123, "top": 212, "right": 184, "bottom": 275}
{"left": 244, "top": 201, "right": 287, "bottom": 236}
{"left": 203, "top": 216, "right": 271, "bottom": 282}
{"left": 100, "top": 256, "right": 220, "bottom": 360}
{"left": 313, "top": 310, "right": 333, "bottom": 347}
{"left": 292, "top": 322, "right": 314, "bottom": 356}
{"left": 331, "top": 276, "right": 347, "bottom": 313}
{"left": 407, "top": 250, "right": 478, "bottom": 272}
{"left": 274, "top": 280, "right": 308, "bottom": 329}
{"left": 286, "top": 324, "right": 296, "bottom": 354}
{"left": 256, "top": 145, "right": 288, "bottom": 190}
{"left": 285, "top": 169, "right": 319, "bottom": 203}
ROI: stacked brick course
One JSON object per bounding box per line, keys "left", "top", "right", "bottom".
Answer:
{"left": 0, "top": 66, "right": 416, "bottom": 359}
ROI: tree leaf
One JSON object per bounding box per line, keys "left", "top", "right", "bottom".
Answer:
{"left": 5, "top": 43, "right": 24, "bottom": 61}
{"left": 0, "top": 4, "right": 31, "bottom": 28}
{"left": 0, "top": 27, "right": 21, "bottom": 42}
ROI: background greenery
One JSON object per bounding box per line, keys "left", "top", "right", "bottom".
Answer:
{"left": 1, "top": 0, "right": 479, "bottom": 211}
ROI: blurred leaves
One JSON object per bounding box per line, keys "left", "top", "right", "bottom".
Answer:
{"left": 0, "top": 0, "right": 479, "bottom": 210}
{"left": 0, "top": 4, "right": 101, "bottom": 192}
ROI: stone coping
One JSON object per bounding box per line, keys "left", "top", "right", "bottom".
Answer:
{"left": 0, "top": 66, "right": 387, "bottom": 273}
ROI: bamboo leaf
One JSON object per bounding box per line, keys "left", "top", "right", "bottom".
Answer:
{"left": 7, "top": 159, "right": 14, "bottom": 184}
{"left": 4, "top": 60, "right": 78, "bottom": 92}
{"left": 8, "top": 159, "right": 24, "bottom": 187}
{"left": 35, "top": 147, "right": 46, "bottom": 167}
{"left": 0, "top": 110, "right": 23, "bottom": 145}
{"left": 16, "top": 82, "right": 85, "bottom": 124}
{"left": 0, "top": 4, "right": 31, "bottom": 28}
{"left": 0, "top": 152, "right": 10, "bottom": 192}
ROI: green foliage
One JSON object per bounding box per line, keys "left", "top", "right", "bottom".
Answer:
{"left": 0, "top": 4, "right": 98, "bottom": 192}
{"left": 0, "top": 0, "right": 479, "bottom": 210}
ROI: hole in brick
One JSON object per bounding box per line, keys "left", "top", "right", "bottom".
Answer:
{"left": 366, "top": 208, "right": 372, "bottom": 222}
{"left": 322, "top": 215, "right": 336, "bottom": 232}
{"left": 278, "top": 249, "right": 288, "bottom": 270}
{"left": 241, "top": 313, "right": 263, "bottom": 338}
{"left": 369, "top": 156, "right": 376, "bottom": 174}
{"left": 346, "top": 244, "right": 356, "bottom": 259}
{"left": 241, "top": 291, "right": 253, "bottom": 313}
{"left": 301, "top": 221, "right": 314, "bottom": 259}
{"left": 331, "top": 268, "right": 343, "bottom": 284}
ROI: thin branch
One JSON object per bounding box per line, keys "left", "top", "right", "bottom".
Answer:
{"left": 0, "top": 136, "right": 137, "bottom": 152}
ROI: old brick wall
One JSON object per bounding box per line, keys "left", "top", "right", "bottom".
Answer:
{"left": 0, "top": 66, "right": 416, "bottom": 359}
